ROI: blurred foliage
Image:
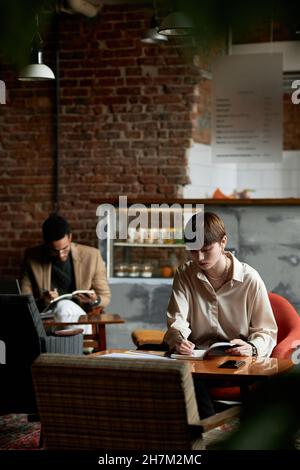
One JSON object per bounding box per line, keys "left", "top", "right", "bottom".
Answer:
{"left": 218, "top": 365, "right": 300, "bottom": 449}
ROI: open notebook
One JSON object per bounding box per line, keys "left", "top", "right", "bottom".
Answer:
{"left": 171, "top": 342, "right": 236, "bottom": 360}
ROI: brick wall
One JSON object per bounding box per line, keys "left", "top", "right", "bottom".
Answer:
{"left": 0, "top": 4, "right": 200, "bottom": 276}
{"left": 0, "top": 4, "right": 299, "bottom": 277}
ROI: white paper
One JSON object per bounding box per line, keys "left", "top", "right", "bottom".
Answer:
{"left": 171, "top": 350, "right": 206, "bottom": 360}
{"left": 97, "top": 351, "right": 172, "bottom": 361}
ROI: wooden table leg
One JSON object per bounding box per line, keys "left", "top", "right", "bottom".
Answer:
{"left": 94, "top": 324, "right": 106, "bottom": 351}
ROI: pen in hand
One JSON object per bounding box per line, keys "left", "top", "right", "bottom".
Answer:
{"left": 175, "top": 336, "right": 196, "bottom": 355}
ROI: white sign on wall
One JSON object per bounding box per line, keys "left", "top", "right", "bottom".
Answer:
{"left": 212, "top": 53, "right": 282, "bottom": 163}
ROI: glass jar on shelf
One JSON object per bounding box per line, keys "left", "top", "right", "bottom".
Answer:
{"left": 141, "top": 263, "right": 153, "bottom": 278}
{"left": 159, "top": 228, "right": 169, "bottom": 244}
{"left": 147, "top": 228, "right": 159, "bottom": 244}
{"left": 129, "top": 263, "right": 140, "bottom": 277}
{"left": 136, "top": 228, "right": 147, "bottom": 244}
{"left": 127, "top": 227, "right": 136, "bottom": 243}
{"left": 174, "top": 228, "right": 184, "bottom": 244}
{"left": 115, "top": 263, "right": 129, "bottom": 277}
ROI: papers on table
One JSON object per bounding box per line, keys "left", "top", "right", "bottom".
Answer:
{"left": 96, "top": 351, "right": 172, "bottom": 361}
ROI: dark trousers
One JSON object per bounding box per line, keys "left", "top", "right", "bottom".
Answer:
{"left": 193, "top": 377, "right": 216, "bottom": 418}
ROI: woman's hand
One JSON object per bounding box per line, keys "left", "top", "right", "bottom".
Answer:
{"left": 227, "top": 338, "right": 253, "bottom": 356}
{"left": 175, "top": 338, "right": 195, "bottom": 355}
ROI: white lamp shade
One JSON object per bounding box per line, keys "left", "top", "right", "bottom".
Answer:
{"left": 158, "top": 11, "right": 195, "bottom": 36}
{"left": 18, "top": 63, "right": 55, "bottom": 81}
{"left": 141, "top": 27, "right": 168, "bottom": 44}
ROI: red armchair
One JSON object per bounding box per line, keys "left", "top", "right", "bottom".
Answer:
{"left": 210, "top": 292, "right": 300, "bottom": 401}
{"left": 269, "top": 292, "right": 300, "bottom": 359}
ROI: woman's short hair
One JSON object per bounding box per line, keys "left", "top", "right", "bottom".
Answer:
{"left": 42, "top": 214, "right": 71, "bottom": 243}
{"left": 203, "top": 212, "right": 226, "bottom": 246}
{"left": 184, "top": 212, "right": 226, "bottom": 248}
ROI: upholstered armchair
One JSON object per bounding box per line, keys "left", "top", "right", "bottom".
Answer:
{"left": 210, "top": 292, "right": 300, "bottom": 401}
{"left": 0, "top": 294, "right": 83, "bottom": 415}
{"left": 131, "top": 328, "right": 167, "bottom": 350}
{"left": 269, "top": 292, "right": 300, "bottom": 359}
{"left": 32, "top": 353, "right": 240, "bottom": 450}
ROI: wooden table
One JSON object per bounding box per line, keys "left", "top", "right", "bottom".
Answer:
{"left": 43, "top": 313, "right": 125, "bottom": 351}
{"left": 93, "top": 350, "right": 294, "bottom": 409}
{"left": 93, "top": 349, "right": 294, "bottom": 384}
{"left": 185, "top": 354, "right": 293, "bottom": 383}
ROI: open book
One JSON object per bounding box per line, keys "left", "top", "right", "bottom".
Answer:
{"left": 42, "top": 290, "right": 94, "bottom": 313}
{"left": 170, "top": 342, "right": 237, "bottom": 360}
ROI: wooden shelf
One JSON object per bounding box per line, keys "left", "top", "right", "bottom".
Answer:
{"left": 91, "top": 197, "right": 300, "bottom": 206}
{"left": 114, "top": 242, "right": 185, "bottom": 248}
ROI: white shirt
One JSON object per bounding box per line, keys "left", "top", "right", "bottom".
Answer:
{"left": 164, "top": 253, "right": 277, "bottom": 357}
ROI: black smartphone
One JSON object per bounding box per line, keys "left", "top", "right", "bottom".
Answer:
{"left": 218, "top": 360, "right": 246, "bottom": 369}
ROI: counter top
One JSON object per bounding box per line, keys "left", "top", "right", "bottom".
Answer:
{"left": 92, "top": 198, "right": 300, "bottom": 206}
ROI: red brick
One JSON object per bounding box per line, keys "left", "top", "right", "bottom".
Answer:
{"left": 0, "top": 3, "right": 297, "bottom": 280}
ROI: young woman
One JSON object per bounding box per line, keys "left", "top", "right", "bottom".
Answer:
{"left": 164, "top": 212, "right": 278, "bottom": 418}
{"left": 164, "top": 212, "right": 277, "bottom": 358}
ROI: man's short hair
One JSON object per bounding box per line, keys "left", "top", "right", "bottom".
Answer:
{"left": 42, "top": 214, "right": 71, "bottom": 243}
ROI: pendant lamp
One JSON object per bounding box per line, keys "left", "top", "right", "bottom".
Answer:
{"left": 19, "top": 15, "right": 55, "bottom": 81}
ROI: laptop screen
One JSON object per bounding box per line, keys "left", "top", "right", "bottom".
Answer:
{"left": 0, "top": 278, "right": 21, "bottom": 295}
{"left": 16, "top": 279, "right": 21, "bottom": 294}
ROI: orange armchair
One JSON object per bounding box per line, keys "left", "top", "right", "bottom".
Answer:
{"left": 210, "top": 292, "right": 300, "bottom": 401}
{"left": 269, "top": 292, "right": 300, "bottom": 359}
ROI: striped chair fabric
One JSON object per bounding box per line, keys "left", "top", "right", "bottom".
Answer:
{"left": 32, "top": 354, "right": 217, "bottom": 450}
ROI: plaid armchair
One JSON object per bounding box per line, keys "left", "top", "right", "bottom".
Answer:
{"left": 0, "top": 294, "right": 83, "bottom": 415}
{"left": 32, "top": 353, "right": 239, "bottom": 450}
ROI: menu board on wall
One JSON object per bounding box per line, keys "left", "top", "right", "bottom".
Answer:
{"left": 212, "top": 53, "right": 282, "bottom": 163}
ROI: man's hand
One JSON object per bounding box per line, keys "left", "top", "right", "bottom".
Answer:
{"left": 42, "top": 289, "right": 59, "bottom": 305}
{"left": 74, "top": 290, "right": 97, "bottom": 305}
{"left": 175, "top": 338, "right": 195, "bottom": 355}
{"left": 227, "top": 339, "right": 253, "bottom": 356}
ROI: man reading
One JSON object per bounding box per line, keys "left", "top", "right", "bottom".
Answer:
{"left": 20, "top": 214, "right": 111, "bottom": 333}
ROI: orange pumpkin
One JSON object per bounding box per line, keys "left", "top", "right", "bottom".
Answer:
{"left": 161, "top": 266, "right": 173, "bottom": 278}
